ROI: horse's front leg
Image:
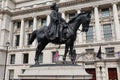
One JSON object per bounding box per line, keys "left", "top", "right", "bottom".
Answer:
{"left": 70, "top": 43, "right": 76, "bottom": 64}
{"left": 63, "top": 44, "right": 69, "bottom": 64}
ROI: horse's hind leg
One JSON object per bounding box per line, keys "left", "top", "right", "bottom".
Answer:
{"left": 35, "top": 41, "right": 48, "bottom": 65}
{"left": 63, "top": 44, "right": 69, "bottom": 64}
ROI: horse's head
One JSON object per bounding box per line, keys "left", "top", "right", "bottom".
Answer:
{"left": 80, "top": 13, "right": 91, "bottom": 32}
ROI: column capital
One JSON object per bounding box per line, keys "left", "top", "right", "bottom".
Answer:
{"left": 60, "top": 10, "right": 66, "bottom": 13}
{"left": 111, "top": 2, "right": 118, "bottom": 5}
{"left": 20, "top": 18, "right": 25, "bottom": 21}
{"left": 92, "top": 5, "right": 99, "bottom": 8}
{"left": 75, "top": 7, "right": 81, "bottom": 11}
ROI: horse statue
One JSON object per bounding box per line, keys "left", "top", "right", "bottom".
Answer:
{"left": 29, "top": 12, "right": 91, "bottom": 65}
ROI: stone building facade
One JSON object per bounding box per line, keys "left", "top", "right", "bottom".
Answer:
{"left": 0, "top": 0, "right": 120, "bottom": 80}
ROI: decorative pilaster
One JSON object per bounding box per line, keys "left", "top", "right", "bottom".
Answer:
{"left": 0, "top": 14, "right": 10, "bottom": 47}
{"left": 112, "top": 3, "right": 120, "bottom": 40}
{"left": 32, "top": 16, "right": 37, "bottom": 47}
{"left": 9, "top": 21, "right": 13, "bottom": 47}
{"left": 96, "top": 66, "right": 102, "bottom": 80}
{"left": 94, "top": 6, "right": 101, "bottom": 41}
{"left": 61, "top": 12, "right": 66, "bottom": 20}
{"left": 19, "top": 18, "right": 25, "bottom": 48}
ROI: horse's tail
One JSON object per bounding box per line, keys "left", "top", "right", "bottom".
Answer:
{"left": 28, "top": 30, "right": 37, "bottom": 45}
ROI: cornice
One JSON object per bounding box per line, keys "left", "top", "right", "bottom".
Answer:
{"left": 0, "top": 9, "right": 12, "bottom": 15}
{"left": 10, "top": 0, "right": 98, "bottom": 15}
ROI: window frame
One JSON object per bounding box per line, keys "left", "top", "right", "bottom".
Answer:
{"left": 86, "top": 26, "right": 94, "bottom": 42}
{"left": 101, "top": 8, "right": 110, "bottom": 17}
{"left": 23, "top": 53, "right": 29, "bottom": 64}
{"left": 10, "top": 54, "right": 15, "bottom": 64}
{"left": 103, "top": 24, "right": 113, "bottom": 41}
{"left": 105, "top": 47, "right": 115, "bottom": 57}
{"left": 9, "top": 70, "right": 14, "bottom": 80}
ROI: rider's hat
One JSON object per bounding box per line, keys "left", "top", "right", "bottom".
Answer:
{"left": 50, "top": 2, "right": 57, "bottom": 10}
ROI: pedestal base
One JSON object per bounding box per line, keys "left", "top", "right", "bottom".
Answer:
{"left": 19, "top": 64, "right": 92, "bottom": 80}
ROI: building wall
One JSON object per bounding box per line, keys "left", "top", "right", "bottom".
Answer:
{"left": 0, "top": 0, "right": 120, "bottom": 80}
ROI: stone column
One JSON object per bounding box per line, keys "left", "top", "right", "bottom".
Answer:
{"left": 77, "top": 9, "right": 83, "bottom": 43}
{"left": 19, "top": 18, "right": 25, "bottom": 48}
{"left": 47, "top": 14, "right": 50, "bottom": 26}
{"left": 112, "top": 3, "right": 120, "bottom": 40}
{"left": 61, "top": 12, "right": 66, "bottom": 20}
{"left": 9, "top": 21, "right": 13, "bottom": 47}
{"left": 94, "top": 6, "right": 101, "bottom": 41}
{"left": 32, "top": 16, "right": 37, "bottom": 47}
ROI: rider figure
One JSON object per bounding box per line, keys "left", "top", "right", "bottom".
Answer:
{"left": 48, "top": 2, "right": 68, "bottom": 41}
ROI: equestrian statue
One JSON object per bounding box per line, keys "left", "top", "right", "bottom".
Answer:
{"left": 29, "top": 3, "right": 91, "bottom": 65}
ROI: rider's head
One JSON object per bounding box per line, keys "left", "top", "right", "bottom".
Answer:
{"left": 50, "top": 2, "right": 59, "bottom": 11}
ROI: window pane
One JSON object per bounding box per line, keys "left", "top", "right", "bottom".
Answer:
{"left": 69, "top": 13, "right": 75, "bottom": 19}
{"left": 15, "top": 35, "right": 20, "bottom": 46}
{"left": 41, "top": 18, "right": 46, "bottom": 26}
{"left": 105, "top": 47, "right": 115, "bottom": 57}
{"left": 103, "top": 24, "right": 112, "bottom": 41}
{"left": 102, "top": 8, "right": 110, "bottom": 17}
{"left": 23, "top": 53, "right": 29, "bottom": 64}
{"left": 9, "top": 70, "right": 14, "bottom": 80}
{"left": 86, "top": 49, "right": 94, "bottom": 53}
{"left": 27, "top": 33, "right": 31, "bottom": 45}
{"left": 38, "top": 53, "right": 43, "bottom": 63}
{"left": 17, "top": 22, "right": 21, "bottom": 28}
{"left": 86, "top": 26, "right": 94, "bottom": 42}
{"left": 29, "top": 20, "right": 33, "bottom": 27}
{"left": 10, "top": 54, "right": 15, "bottom": 64}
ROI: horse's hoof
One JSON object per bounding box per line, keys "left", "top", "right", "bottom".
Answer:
{"left": 71, "top": 60, "right": 76, "bottom": 65}
{"left": 63, "top": 61, "right": 67, "bottom": 64}
{"left": 35, "top": 61, "right": 39, "bottom": 65}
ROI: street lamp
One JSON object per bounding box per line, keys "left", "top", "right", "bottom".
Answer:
{"left": 3, "top": 42, "right": 10, "bottom": 80}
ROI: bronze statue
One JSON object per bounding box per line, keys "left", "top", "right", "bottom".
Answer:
{"left": 29, "top": 3, "right": 91, "bottom": 65}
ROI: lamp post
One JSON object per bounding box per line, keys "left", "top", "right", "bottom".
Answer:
{"left": 3, "top": 42, "right": 10, "bottom": 80}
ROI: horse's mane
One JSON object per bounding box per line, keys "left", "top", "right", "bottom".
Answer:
{"left": 68, "top": 13, "right": 86, "bottom": 24}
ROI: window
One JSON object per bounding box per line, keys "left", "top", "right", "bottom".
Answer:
{"left": 9, "top": 70, "right": 14, "bottom": 80}
{"left": 86, "top": 49, "right": 94, "bottom": 53}
{"left": 102, "top": 8, "right": 110, "bottom": 17}
{"left": 22, "top": 69, "right": 25, "bottom": 73}
{"left": 52, "top": 51, "right": 59, "bottom": 62}
{"left": 103, "top": 24, "right": 112, "bottom": 41}
{"left": 23, "top": 53, "right": 29, "bottom": 64}
{"left": 17, "top": 22, "right": 21, "bottom": 28}
{"left": 86, "top": 26, "right": 94, "bottom": 42}
{"left": 41, "top": 18, "right": 46, "bottom": 26}
{"left": 69, "top": 13, "right": 75, "bottom": 19}
{"left": 105, "top": 47, "right": 115, "bottom": 57}
{"left": 38, "top": 53, "right": 43, "bottom": 63}
{"left": 15, "top": 35, "right": 20, "bottom": 46}
{"left": 29, "top": 19, "right": 33, "bottom": 27}
{"left": 10, "top": 54, "right": 15, "bottom": 64}
{"left": 27, "top": 33, "right": 31, "bottom": 45}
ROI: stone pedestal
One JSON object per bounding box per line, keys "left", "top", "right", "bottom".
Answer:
{"left": 19, "top": 64, "right": 92, "bottom": 80}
